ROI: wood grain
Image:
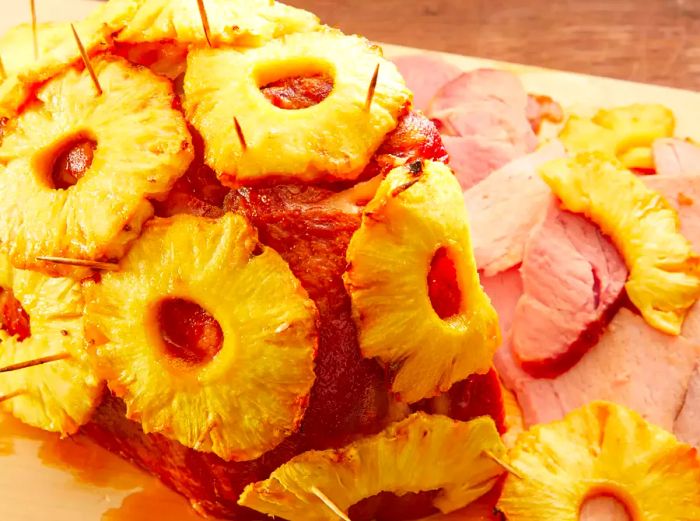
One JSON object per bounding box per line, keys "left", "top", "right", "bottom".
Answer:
{"left": 288, "top": 0, "right": 700, "bottom": 90}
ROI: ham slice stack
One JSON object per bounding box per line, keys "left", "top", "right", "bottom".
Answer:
{"left": 392, "top": 52, "right": 700, "bottom": 450}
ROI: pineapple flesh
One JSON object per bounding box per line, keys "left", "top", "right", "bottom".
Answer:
{"left": 184, "top": 29, "right": 411, "bottom": 183}
{"left": 540, "top": 152, "right": 700, "bottom": 335}
{"left": 0, "top": 23, "right": 72, "bottom": 81}
{"left": 117, "top": 0, "right": 319, "bottom": 47}
{"left": 0, "top": 0, "right": 139, "bottom": 118}
{"left": 238, "top": 412, "right": 506, "bottom": 520}
{"left": 84, "top": 213, "right": 318, "bottom": 462}
{"left": 0, "top": 254, "right": 103, "bottom": 435}
{"left": 559, "top": 104, "right": 675, "bottom": 170}
{"left": 344, "top": 160, "right": 500, "bottom": 403}
{"left": 0, "top": 56, "right": 192, "bottom": 277}
{"left": 498, "top": 401, "right": 700, "bottom": 521}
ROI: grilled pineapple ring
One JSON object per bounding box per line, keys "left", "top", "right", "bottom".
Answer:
{"left": 0, "top": 255, "right": 102, "bottom": 434}
{"left": 541, "top": 152, "right": 700, "bottom": 334}
{"left": 184, "top": 29, "right": 411, "bottom": 183}
{"left": 117, "top": 0, "right": 319, "bottom": 46}
{"left": 85, "top": 214, "right": 318, "bottom": 462}
{"left": 239, "top": 412, "right": 506, "bottom": 520}
{"left": 498, "top": 401, "right": 700, "bottom": 521}
{"left": 344, "top": 160, "right": 500, "bottom": 403}
{"left": 0, "top": 56, "right": 192, "bottom": 277}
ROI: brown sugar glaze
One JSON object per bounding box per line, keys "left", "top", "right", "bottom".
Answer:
{"left": 77, "top": 76, "right": 506, "bottom": 520}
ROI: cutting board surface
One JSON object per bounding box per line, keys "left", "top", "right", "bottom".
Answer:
{"left": 1, "top": 2, "right": 699, "bottom": 521}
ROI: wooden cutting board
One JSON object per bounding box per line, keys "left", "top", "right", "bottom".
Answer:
{"left": 1, "top": 2, "right": 699, "bottom": 521}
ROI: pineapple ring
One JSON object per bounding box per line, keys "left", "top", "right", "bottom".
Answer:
{"left": 239, "top": 412, "right": 506, "bottom": 520}
{"left": 540, "top": 152, "right": 700, "bottom": 335}
{"left": 0, "top": 254, "right": 103, "bottom": 435}
{"left": 0, "top": 56, "right": 192, "bottom": 277}
{"left": 0, "top": 0, "right": 139, "bottom": 117}
{"left": 85, "top": 213, "right": 318, "bottom": 462}
{"left": 116, "top": 0, "right": 319, "bottom": 47}
{"left": 184, "top": 29, "right": 411, "bottom": 183}
{"left": 498, "top": 401, "right": 700, "bottom": 521}
{"left": 0, "top": 22, "right": 72, "bottom": 82}
{"left": 344, "top": 160, "right": 500, "bottom": 403}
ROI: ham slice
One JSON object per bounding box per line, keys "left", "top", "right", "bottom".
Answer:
{"left": 652, "top": 138, "right": 700, "bottom": 177}
{"left": 579, "top": 497, "right": 631, "bottom": 521}
{"left": 675, "top": 366, "right": 700, "bottom": 448}
{"left": 465, "top": 140, "right": 566, "bottom": 276}
{"left": 391, "top": 54, "right": 462, "bottom": 112}
{"left": 496, "top": 308, "right": 700, "bottom": 430}
{"left": 480, "top": 267, "right": 523, "bottom": 338}
{"left": 511, "top": 204, "right": 627, "bottom": 377}
{"left": 430, "top": 69, "right": 538, "bottom": 189}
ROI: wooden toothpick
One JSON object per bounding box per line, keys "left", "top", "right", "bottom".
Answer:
{"left": 37, "top": 256, "right": 119, "bottom": 271}
{"left": 483, "top": 450, "right": 524, "bottom": 480}
{"left": 30, "top": 0, "right": 38, "bottom": 60}
{"left": 234, "top": 117, "right": 247, "bottom": 151}
{"left": 310, "top": 487, "right": 350, "bottom": 521}
{"left": 70, "top": 24, "right": 102, "bottom": 96}
{"left": 196, "top": 0, "right": 213, "bottom": 47}
{"left": 364, "top": 63, "right": 380, "bottom": 111}
{"left": 0, "top": 390, "right": 25, "bottom": 404}
{"left": 0, "top": 353, "right": 71, "bottom": 374}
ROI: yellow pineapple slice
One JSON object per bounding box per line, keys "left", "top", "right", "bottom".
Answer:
{"left": 239, "top": 412, "right": 506, "bottom": 520}
{"left": 0, "top": 56, "right": 192, "bottom": 277}
{"left": 0, "top": 254, "right": 102, "bottom": 434}
{"left": 540, "top": 152, "right": 700, "bottom": 334}
{"left": 559, "top": 104, "right": 675, "bottom": 170}
{"left": 344, "top": 160, "right": 500, "bottom": 403}
{"left": 184, "top": 28, "right": 410, "bottom": 183}
{"left": 117, "top": 0, "right": 319, "bottom": 47}
{"left": 84, "top": 213, "right": 318, "bottom": 462}
{"left": 498, "top": 401, "right": 700, "bottom": 521}
{"left": 0, "top": 0, "right": 139, "bottom": 117}
{"left": 0, "top": 23, "right": 71, "bottom": 81}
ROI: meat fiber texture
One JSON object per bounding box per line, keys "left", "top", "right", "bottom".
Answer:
{"left": 653, "top": 138, "right": 700, "bottom": 177}
{"left": 392, "top": 55, "right": 539, "bottom": 191}
{"left": 511, "top": 202, "right": 627, "bottom": 377}
{"left": 465, "top": 139, "right": 566, "bottom": 276}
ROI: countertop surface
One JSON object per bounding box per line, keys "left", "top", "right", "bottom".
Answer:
{"left": 288, "top": 0, "right": 700, "bottom": 90}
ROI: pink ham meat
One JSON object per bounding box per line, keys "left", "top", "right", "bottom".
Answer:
{"left": 496, "top": 308, "right": 700, "bottom": 429}
{"left": 480, "top": 267, "right": 523, "bottom": 338}
{"left": 465, "top": 139, "right": 566, "bottom": 276}
{"left": 511, "top": 203, "right": 627, "bottom": 378}
{"left": 675, "top": 367, "right": 700, "bottom": 448}
{"left": 390, "top": 54, "right": 462, "bottom": 112}
{"left": 652, "top": 138, "right": 700, "bottom": 177}
{"left": 579, "top": 497, "right": 631, "bottom": 521}
{"left": 430, "top": 69, "right": 538, "bottom": 189}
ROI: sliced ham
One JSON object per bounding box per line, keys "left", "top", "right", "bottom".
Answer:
{"left": 429, "top": 69, "right": 538, "bottom": 189}
{"left": 675, "top": 366, "right": 700, "bottom": 448}
{"left": 442, "top": 134, "right": 519, "bottom": 190}
{"left": 390, "top": 54, "right": 462, "bottom": 112}
{"left": 643, "top": 173, "right": 700, "bottom": 252}
{"left": 465, "top": 140, "right": 566, "bottom": 276}
{"left": 579, "top": 497, "right": 631, "bottom": 521}
{"left": 511, "top": 204, "right": 627, "bottom": 377}
{"left": 526, "top": 94, "right": 564, "bottom": 134}
{"left": 652, "top": 138, "right": 700, "bottom": 177}
{"left": 480, "top": 267, "right": 523, "bottom": 338}
{"left": 496, "top": 308, "right": 700, "bottom": 430}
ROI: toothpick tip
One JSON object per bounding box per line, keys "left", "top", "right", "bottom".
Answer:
{"left": 233, "top": 117, "right": 247, "bottom": 151}
{"left": 196, "top": 0, "right": 213, "bottom": 47}
{"left": 364, "top": 63, "right": 380, "bottom": 111}
{"left": 310, "top": 486, "right": 350, "bottom": 521}
{"left": 70, "top": 23, "right": 102, "bottom": 97}
{"left": 0, "top": 353, "right": 71, "bottom": 374}
{"left": 37, "top": 256, "right": 119, "bottom": 271}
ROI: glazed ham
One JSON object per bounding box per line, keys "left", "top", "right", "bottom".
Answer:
{"left": 675, "top": 367, "right": 700, "bottom": 448}
{"left": 391, "top": 54, "right": 462, "bottom": 112}
{"left": 652, "top": 138, "right": 700, "bottom": 177}
{"left": 480, "top": 267, "right": 523, "bottom": 339}
{"left": 429, "top": 69, "right": 538, "bottom": 189}
{"left": 496, "top": 309, "right": 700, "bottom": 430}
{"left": 465, "top": 140, "right": 566, "bottom": 276}
{"left": 511, "top": 204, "right": 627, "bottom": 377}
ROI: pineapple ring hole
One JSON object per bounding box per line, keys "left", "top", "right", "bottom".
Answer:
{"left": 35, "top": 132, "right": 97, "bottom": 190}
{"left": 0, "top": 287, "right": 31, "bottom": 341}
{"left": 579, "top": 488, "right": 636, "bottom": 521}
{"left": 157, "top": 298, "right": 223, "bottom": 367}
{"left": 427, "top": 247, "right": 463, "bottom": 320}
{"left": 257, "top": 58, "right": 334, "bottom": 110}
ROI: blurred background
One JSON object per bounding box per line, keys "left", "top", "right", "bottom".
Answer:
{"left": 287, "top": 0, "right": 700, "bottom": 89}
{"left": 3, "top": 0, "right": 699, "bottom": 89}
